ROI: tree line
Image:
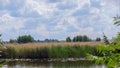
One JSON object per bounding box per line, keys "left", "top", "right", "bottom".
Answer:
{"left": 66, "top": 35, "right": 101, "bottom": 42}
{"left": 9, "top": 35, "right": 59, "bottom": 43}
{"left": 9, "top": 34, "right": 102, "bottom": 43}
{"left": 9, "top": 35, "right": 34, "bottom": 43}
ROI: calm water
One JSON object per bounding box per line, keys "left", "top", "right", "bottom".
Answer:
{"left": 1, "top": 60, "right": 107, "bottom": 68}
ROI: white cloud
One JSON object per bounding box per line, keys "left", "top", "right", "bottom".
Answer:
{"left": 90, "top": 7, "right": 100, "bottom": 14}
{"left": 0, "top": 13, "right": 25, "bottom": 32}
{"left": 0, "top": 0, "right": 120, "bottom": 40}
{"left": 0, "top": 0, "right": 10, "bottom": 6}
{"left": 19, "top": 0, "right": 58, "bottom": 18}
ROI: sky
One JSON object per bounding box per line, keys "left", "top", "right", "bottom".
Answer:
{"left": 0, "top": 0, "right": 120, "bottom": 41}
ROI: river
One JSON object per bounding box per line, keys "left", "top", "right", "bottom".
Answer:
{"left": 0, "top": 60, "right": 107, "bottom": 68}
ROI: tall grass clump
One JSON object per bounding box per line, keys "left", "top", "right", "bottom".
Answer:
{"left": 6, "top": 47, "right": 17, "bottom": 59}
{"left": 48, "top": 45, "right": 97, "bottom": 58}
{"left": 0, "top": 46, "right": 7, "bottom": 58}
{"left": 5, "top": 46, "right": 49, "bottom": 59}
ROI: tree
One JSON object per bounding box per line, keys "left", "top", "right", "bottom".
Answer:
{"left": 17, "top": 35, "right": 34, "bottom": 43}
{"left": 96, "top": 37, "right": 101, "bottom": 41}
{"left": 9, "top": 39, "right": 17, "bottom": 43}
{"left": 83, "top": 35, "right": 91, "bottom": 42}
{"left": 73, "top": 35, "right": 91, "bottom": 42}
{"left": 73, "top": 37, "right": 76, "bottom": 42}
{"left": 77, "top": 35, "right": 83, "bottom": 42}
{"left": 0, "top": 34, "right": 2, "bottom": 37}
{"left": 66, "top": 37, "right": 71, "bottom": 42}
{"left": 44, "top": 39, "right": 59, "bottom": 42}
{"left": 103, "top": 33, "right": 110, "bottom": 45}
{"left": 73, "top": 36, "right": 79, "bottom": 42}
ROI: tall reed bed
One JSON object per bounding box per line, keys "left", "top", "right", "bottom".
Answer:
{"left": 0, "top": 43, "right": 102, "bottom": 59}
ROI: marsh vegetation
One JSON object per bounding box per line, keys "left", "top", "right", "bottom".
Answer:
{"left": 0, "top": 42, "right": 104, "bottom": 59}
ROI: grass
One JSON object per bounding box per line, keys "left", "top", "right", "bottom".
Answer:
{"left": 0, "top": 42, "right": 104, "bottom": 59}
{"left": 48, "top": 45, "right": 97, "bottom": 58}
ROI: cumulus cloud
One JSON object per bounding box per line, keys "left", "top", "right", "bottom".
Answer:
{"left": 0, "top": 14, "right": 25, "bottom": 32}
{"left": 18, "top": 0, "right": 58, "bottom": 18}
{"left": 0, "top": 0, "right": 120, "bottom": 41}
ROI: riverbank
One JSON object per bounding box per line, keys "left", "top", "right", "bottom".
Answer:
{"left": 1, "top": 58, "right": 89, "bottom": 62}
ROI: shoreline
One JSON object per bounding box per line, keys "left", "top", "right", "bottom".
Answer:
{"left": 0, "top": 58, "right": 90, "bottom": 62}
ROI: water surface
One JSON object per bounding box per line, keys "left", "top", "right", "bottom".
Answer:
{"left": 1, "top": 60, "right": 107, "bottom": 68}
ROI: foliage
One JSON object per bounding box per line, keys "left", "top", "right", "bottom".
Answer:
{"left": 44, "top": 39, "right": 59, "bottom": 42}
{"left": 87, "top": 16, "right": 120, "bottom": 67}
{"left": 17, "top": 35, "right": 34, "bottom": 43}
{"left": 87, "top": 33, "right": 120, "bottom": 68}
{"left": 73, "top": 35, "right": 91, "bottom": 42}
{"left": 9, "top": 39, "right": 17, "bottom": 43}
{"left": 113, "top": 33, "right": 120, "bottom": 44}
{"left": 103, "top": 33, "right": 110, "bottom": 45}
{"left": 87, "top": 45, "right": 120, "bottom": 68}
{"left": 66, "top": 37, "right": 71, "bottom": 42}
{"left": 96, "top": 37, "right": 101, "bottom": 41}
{"left": 114, "top": 15, "right": 120, "bottom": 26}
{"left": 0, "top": 34, "right": 2, "bottom": 37}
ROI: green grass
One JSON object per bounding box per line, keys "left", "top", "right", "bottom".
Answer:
{"left": 48, "top": 45, "right": 97, "bottom": 58}
{"left": 0, "top": 44, "right": 98, "bottom": 59}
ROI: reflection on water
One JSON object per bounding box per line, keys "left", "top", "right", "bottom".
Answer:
{"left": 1, "top": 60, "right": 107, "bottom": 68}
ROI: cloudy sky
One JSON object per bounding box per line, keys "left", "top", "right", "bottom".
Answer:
{"left": 0, "top": 0, "right": 120, "bottom": 41}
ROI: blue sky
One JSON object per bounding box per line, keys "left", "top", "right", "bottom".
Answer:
{"left": 0, "top": 0, "right": 120, "bottom": 41}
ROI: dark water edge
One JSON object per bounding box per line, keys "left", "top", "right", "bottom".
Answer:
{"left": 0, "top": 59, "right": 107, "bottom": 68}
{"left": 1, "top": 58, "right": 89, "bottom": 62}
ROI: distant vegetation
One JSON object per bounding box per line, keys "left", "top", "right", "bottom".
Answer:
{"left": 44, "top": 39, "right": 59, "bottom": 42}
{"left": 66, "top": 37, "right": 72, "bottom": 42}
{"left": 9, "top": 39, "right": 17, "bottom": 43}
{"left": 73, "top": 35, "right": 91, "bottom": 42}
{"left": 95, "top": 37, "right": 101, "bottom": 41}
{"left": 66, "top": 35, "right": 93, "bottom": 42}
{"left": 9, "top": 35, "right": 35, "bottom": 43}
{"left": 66, "top": 35, "right": 92, "bottom": 42}
{"left": 9, "top": 34, "right": 102, "bottom": 44}
{"left": 17, "top": 35, "right": 34, "bottom": 43}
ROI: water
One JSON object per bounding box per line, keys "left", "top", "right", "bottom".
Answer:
{"left": 1, "top": 60, "right": 107, "bottom": 68}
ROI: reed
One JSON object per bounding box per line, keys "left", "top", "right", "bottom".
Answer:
{"left": 0, "top": 42, "right": 103, "bottom": 59}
